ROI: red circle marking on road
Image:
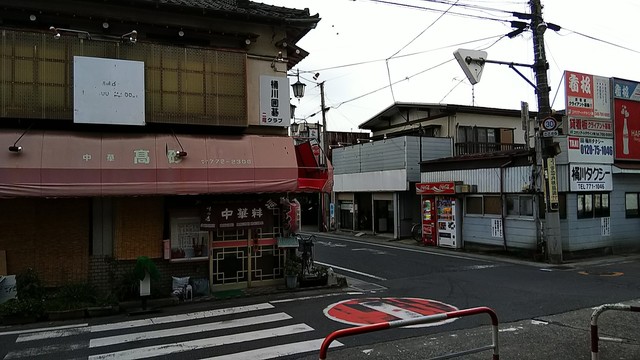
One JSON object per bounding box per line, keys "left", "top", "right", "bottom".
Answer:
{"left": 324, "top": 297, "right": 459, "bottom": 328}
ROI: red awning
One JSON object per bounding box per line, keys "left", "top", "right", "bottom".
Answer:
{"left": 295, "top": 141, "right": 333, "bottom": 192}
{"left": 0, "top": 130, "right": 299, "bottom": 197}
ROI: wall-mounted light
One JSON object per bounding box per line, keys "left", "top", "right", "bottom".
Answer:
{"left": 121, "top": 30, "right": 137, "bottom": 43}
{"left": 29, "top": 14, "right": 37, "bottom": 22}
{"left": 270, "top": 51, "right": 286, "bottom": 71}
{"left": 178, "top": 30, "right": 185, "bottom": 37}
{"left": 102, "top": 22, "right": 110, "bottom": 29}
{"left": 49, "top": 26, "right": 92, "bottom": 40}
{"left": 8, "top": 123, "right": 33, "bottom": 153}
{"left": 245, "top": 39, "right": 251, "bottom": 45}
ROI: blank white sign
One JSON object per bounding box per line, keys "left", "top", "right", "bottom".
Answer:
{"left": 73, "top": 56, "right": 145, "bottom": 126}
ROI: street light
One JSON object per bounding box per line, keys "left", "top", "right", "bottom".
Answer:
{"left": 291, "top": 70, "right": 306, "bottom": 99}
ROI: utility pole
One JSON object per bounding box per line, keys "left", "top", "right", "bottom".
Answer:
{"left": 530, "top": 0, "right": 562, "bottom": 263}
{"left": 319, "top": 81, "right": 328, "bottom": 232}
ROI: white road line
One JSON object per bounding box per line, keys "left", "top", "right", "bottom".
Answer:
{"left": 4, "top": 342, "right": 88, "bottom": 359}
{"left": 314, "top": 261, "right": 387, "bottom": 281}
{"left": 270, "top": 292, "right": 362, "bottom": 304}
{"left": 89, "top": 312, "right": 292, "bottom": 348}
{"left": 88, "top": 323, "right": 314, "bottom": 360}
{"left": 202, "top": 338, "right": 344, "bottom": 360}
{"left": 361, "top": 301, "right": 425, "bottom": 320}
{"left": 17, "top": 303, "right": 274, "bottom": 342}
{"left": 0, "top": 323, "right": 88, "bottom": 337}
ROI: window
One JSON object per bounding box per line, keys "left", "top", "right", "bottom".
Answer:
{"left": 465, "top": 195, "right": 502, "bottom": 216}
{"left": 577, "top": 193, "right": 610, "bottom": 219}
{"left": 625, "top": 193, "right": 639, "bottom": 218}
{"left": 506, "top": 195, "right": 534, "bottom": 216}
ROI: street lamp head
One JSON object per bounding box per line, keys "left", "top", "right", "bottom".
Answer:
{"left": 291, "top": 80, "right": 306, "bottom": 99}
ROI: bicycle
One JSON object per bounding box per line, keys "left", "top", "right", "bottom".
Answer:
{"left": 411, "top": 223, "right": 422, "bottom": 243}
{"left": 296, "top": 234, "right": 315, "bottom": 275}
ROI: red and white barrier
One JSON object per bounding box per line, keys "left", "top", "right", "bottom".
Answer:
{"left": 590, "top": 303, "right": 640, "bottom": 360}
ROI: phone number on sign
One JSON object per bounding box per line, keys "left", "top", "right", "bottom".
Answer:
{"left": 201, "top": 159, "right": 252, "bottom": 165}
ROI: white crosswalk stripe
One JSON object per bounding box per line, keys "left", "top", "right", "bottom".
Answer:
{"left": 3, "top": 302, "right": 343, "bottom": 360}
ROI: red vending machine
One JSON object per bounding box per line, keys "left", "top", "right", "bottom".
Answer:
{"left": 422, "top": 198, "right": 436, "bottom": 246}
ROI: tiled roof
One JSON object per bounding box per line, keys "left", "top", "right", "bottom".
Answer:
{"left": 130, "top": 0, "right": 318, "bottom": 22}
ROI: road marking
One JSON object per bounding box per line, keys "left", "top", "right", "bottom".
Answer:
{"left": 17, "top": 303, "right": 274, "bottom": 342}
{"left": 315, "top": 261, "right": 387, "bottom": 281}
{"left": 316, "top": 241, "right": 347, "bottom": 248}
{"left": 0, "top": 323, "right": 88, "bottom": 337}
{"left": 352, "top": 248, "right": 390, "bottom": 255}
{"left": 360, "top": 300, "right": 428, "bottom": 320}
{"left": 201, "top": 338, "right": 344, "bottom": 360}
{"left": 89, "top": 312, "right": 292, "bottom": 348}
{"left": 4, "top": 342, "right": 88, "bottom": 359}
{"left": 88, "top": 324, "right": 314, "bottom": 360}
{"left": 270, "top": 292, "right": 363, "bottom": 304}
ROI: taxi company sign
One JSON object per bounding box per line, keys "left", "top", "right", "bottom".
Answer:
{"left": 567, "top": 136, "right": 614, "bottom": 164}
{"left": 416, "top": 182, "right": 456, "bottom": 195}
{"left": 570, "top": 164, "right": 612, "bottom": 191}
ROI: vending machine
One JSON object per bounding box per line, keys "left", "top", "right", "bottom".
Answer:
{"left": 421, "top": 198, "right": 436, "bottom": 246}
{"left": 416, "top": 182, "right": 462, "bottom": 249}
{"left": 436, "top": 197, "right": 461, "bottom": 248}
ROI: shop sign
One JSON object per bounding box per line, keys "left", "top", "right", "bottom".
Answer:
{"left": 567, "top": 117, "right": 613, "bottom": 138}
{"left": 259, "top": 75, "right": 291, "bottom": 127}
{"left": 546, "top": 158, "right": 559, "bottom": 211}
{"left": 569, "top": 164, "right": 613, "bottom": 191}
{"left": 416, "top": 182, "right": 456, "bottom": 195}
{"left": 200, "top": 199, "right": 278, "bottom": 230}
{"left": 566, "top": 136, "right": 614, "bottom": 164}
{"left": 565, "top": 70, "right": 610, "bottom": 119}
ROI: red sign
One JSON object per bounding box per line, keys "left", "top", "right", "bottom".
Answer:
{"left": 416, "top": 182, "right": 456, "bottom": 195}
{"left": 324, "top": 297, "right": 458, "bottom": 328}
{"left": 614, "top": 99, "right": 640, "bottom": 160}
{"left": 566, "top": 71, "right": 595, "bottom": 117}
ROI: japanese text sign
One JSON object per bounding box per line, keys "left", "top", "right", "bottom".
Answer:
{"left": 260, "top": 75, "right": 291, "bottom": 127}
{"left": 569, "top": 164, "right": 612, "bottom": 191}
{"left": 200, "top": 199, "right": 278, "bottom": 230}
{"left": 565, "top": 71, "right": 610, "bottom": 119}
{"left": 566, "top": 136, "right": 614, "bottom": 164}
{"left": 566, "top": 117, "right": 613, "bottom": 138}
{"left": 613, "top": 78, "right": 640, "bottom": 101}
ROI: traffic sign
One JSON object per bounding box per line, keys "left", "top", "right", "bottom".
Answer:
{"left": 542, "top": 116, "right": 558, "bottom": 131}
{"left": 542, "top": 130, "right": 559, "bottom": 137}
{"left": 324, "top": 297, "right": 458, "bottom": 328}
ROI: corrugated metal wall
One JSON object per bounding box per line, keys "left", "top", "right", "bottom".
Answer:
{"left": 421, "top": 166, "right": 534, "bottom": 193}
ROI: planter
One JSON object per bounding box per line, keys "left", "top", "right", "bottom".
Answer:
{"left": 47, "top": 308, "right": 86, "bottom": 321}
{"left": 86, "top": 305, "right": 120, "bottom": 318}
{"left": 285, "top": 275, "right": 298, "bottom": 289}
{"left": 1, "top": 314, "right": 39, "bottom": 325}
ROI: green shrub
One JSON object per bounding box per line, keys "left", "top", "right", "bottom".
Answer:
{"left": 0, "top": 298, "right": 45, "bottom": 319}
{"left": 16, "top": 268, "right": 45, "bottom": 301}
{"left": 45, "top": 283, "right": 97, "bottom": 311}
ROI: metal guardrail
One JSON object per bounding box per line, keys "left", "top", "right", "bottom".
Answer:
{"left": 590, "top": 303, "right": 640, "bottom": 360}
{"left": 319, "top": 306, "right": 500, "bottom": 360}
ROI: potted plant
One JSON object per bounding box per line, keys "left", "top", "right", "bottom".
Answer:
{"left": 133, "top": 256, "right": 160, "bottom": 310}
{"left": 284, "top": 257, "right": 301, "bottom": 289}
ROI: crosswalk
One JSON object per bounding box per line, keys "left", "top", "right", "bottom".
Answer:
{"left": 1, "top": 302, "right": 343, "bottom": 360}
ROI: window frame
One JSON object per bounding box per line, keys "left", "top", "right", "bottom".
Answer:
{"left": 625, "top": 193, "right": 639, "bottom": 218}
{"left": 577, "top": 193, "right": 610, "bottom": 219}
{"left": 465, "top": 195, "right": 502, "bottom": 216}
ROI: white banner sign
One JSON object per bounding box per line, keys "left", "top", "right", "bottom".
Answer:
{"left": 601, "top": 217, "right": 611, "bottom": 236}
{"left": 73, "top": 56, "right": 145, "bottom": 126}
{"left": 566, "top": 117, "right": 613, "bottom": 138}
{"left": 259, "top": 76, "right": 291, "bottom": 127}
{"left": 491, "top": 218, "right": 503, "bottom": 238}
{"left": 567, "top": 136, "right": 614, "bottom": 164}
{"left": 569, "top": 164, "right": 613, "bottom": 191}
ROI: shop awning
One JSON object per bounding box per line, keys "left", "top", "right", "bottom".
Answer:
{"left": 295, "top": 141, "right": 333, "bottom": 193}
{"left": 0, "top": 130, "right": 299, "bottom": 197}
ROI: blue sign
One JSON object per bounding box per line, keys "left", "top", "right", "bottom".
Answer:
{"left": 330, "top": 203, "right": 335, "bottom": 218}
{"left": 613, "top": 78, "right": 640, "bottom": 101}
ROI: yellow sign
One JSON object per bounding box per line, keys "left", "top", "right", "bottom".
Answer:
{"left": 546, "top": 158, "right": 559, "bottom": 211}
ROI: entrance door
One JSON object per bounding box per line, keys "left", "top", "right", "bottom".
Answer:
{"left": 374, "top": 200, "right": 394, "bottom": 233}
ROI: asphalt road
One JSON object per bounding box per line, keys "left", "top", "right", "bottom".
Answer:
{"left": 0, "top": 231, "right": 638, "bottom": 359}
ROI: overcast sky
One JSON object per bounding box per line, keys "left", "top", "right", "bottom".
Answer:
{"left": 260, "top": 0, "right": 640, "bottom": 133}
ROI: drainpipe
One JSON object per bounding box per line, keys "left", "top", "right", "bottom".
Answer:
{"left": 500, "top": 158, "right": 513, "bottom": 251}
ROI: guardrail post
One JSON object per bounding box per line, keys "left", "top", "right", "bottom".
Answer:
{"left": 319, "top": 306, "right": 499, "bottom": 360}
{"left": 590, "top": 303, "right": 640, "bottom": 360}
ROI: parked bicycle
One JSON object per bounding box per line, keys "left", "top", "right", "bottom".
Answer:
{"left": 296, "top": 234, "right": 316, "bottom": 275}
{"left": 411, "top": 223, "right": 422, "bottom": 244}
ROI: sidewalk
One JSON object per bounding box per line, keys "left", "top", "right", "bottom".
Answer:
{"left": 304, "top": 299, "right": 640, "bottom": 360}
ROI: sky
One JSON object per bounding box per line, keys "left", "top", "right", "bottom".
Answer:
{"left": 259, "top": 0, "right": 640, "bottom": 133}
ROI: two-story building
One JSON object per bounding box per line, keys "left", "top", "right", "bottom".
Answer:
{"left": 0, "top": 0, "right": 326, "bottom": 295}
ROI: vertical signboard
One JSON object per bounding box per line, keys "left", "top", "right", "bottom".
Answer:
{"left": 260, "top": 76, "right": 291, "bottom": 127}
{"left": 565, "top": 71, "right": 611, "bottom": 119}
{"left": 613, "top": 78, "right": 640, "bottom": 160}
{"left": 546, "top": 158, "right": 559, "bottom": 210}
